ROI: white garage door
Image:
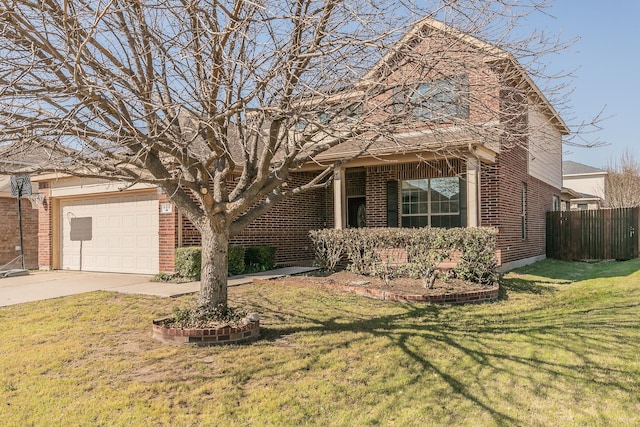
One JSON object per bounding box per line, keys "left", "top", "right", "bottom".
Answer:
{"left": 60, "top": 192, "right": 159, "bottom": 274}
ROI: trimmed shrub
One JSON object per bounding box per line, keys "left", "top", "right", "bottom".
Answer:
{"left": 455, "top": 227, "right": 498, "bottom": 285}
{"left": 175, "top": 247, "right": 202, "bottom": 281}
{"left": 245, "top": 246, "right": 277, "bottom": 273}
{"left": 309, "top": 229, "right": 345, "bottom": 271}
{"left": 403, "top": 227, "right": 461, "bottom": 288}
{"left": 343, "top": 228, "right": 380, "bottom": 275}
{"left": 228, "top": 245, "right": 246, "bottom": 276}
{"left": 175, "top": 245, "right": 251, "bottom": 279}
{"left": 308, "top": 227, "right": 498, "bottom": 286}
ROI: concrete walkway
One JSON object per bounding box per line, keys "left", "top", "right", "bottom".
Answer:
{"left": 0, "top": 267, "right": 318, "bottom": 307}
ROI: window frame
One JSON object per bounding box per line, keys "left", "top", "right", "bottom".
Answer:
{"left": 400, "top": 177, "right": 462, "bottom": 228}
{"left": 396, "top": 74, "right": 470, "bottom": 122}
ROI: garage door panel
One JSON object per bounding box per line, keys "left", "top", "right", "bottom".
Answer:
{"left": 122, "top": 214, "right": 135, "bottom": 228}
{"left": 107, "top": 256, "right": 122, "bottom": 270}
{"left": 61, "top": 192, "right": 159, "bottom": 274}
{"left": 96, "top": 255, "right": 108, "bottom": 268}
{"left": 96, "top": 216, "right": 109, "bottom": 229}
{"left": 109, "top": 216, "right": 122, "bottom": 228}
{"left": 122, "top": 257, "right": 134, "bottom": 269}
{"left": 122, "top": 236, "right": 135, "bottom": 249}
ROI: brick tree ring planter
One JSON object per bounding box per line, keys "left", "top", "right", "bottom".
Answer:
{"left": 152, "top": 313, "right": 260, "bottom": 345}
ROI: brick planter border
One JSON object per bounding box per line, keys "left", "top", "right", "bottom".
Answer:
{"left": 254, "top": 279, "right": 499, "bottom": 305}
{"left": 152, "top": 318, "right": 260, "bottom": 345}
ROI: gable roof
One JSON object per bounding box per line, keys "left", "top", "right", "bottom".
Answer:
{"left": 0, "top": 143, "right": 55, "bottom": 171}
{"left": 0, "top": 144, "right": 54, "bottom": 195}
{"left": 362, "top": 17, "right": 569, "bottom": 136}
{"left": 563, "top": 160, "right": 606, "bottom": 176}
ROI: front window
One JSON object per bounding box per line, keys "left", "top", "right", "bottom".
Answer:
{"left": 401, "top": 177, "right": 461, "bottom": 228}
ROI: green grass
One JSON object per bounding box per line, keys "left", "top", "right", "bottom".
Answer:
{"left": 1, "top": 259, "right": 640, "bottom": 426}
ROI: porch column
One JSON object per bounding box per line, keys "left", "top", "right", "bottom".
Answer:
{"left": 466, "top": 156, "right": 480, "bottom": 227}
{"left": 333, "top": 168, "right": 346, "bottom": 229}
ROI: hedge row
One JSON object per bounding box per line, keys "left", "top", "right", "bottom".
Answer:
{"left": 174, "top": 245, "right": 276, "bottom": 280}
{"left": 309, "top": 227, "right": 498, "bottom": 286}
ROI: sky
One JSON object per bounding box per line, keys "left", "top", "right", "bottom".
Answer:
{"left": 523, "top": 1, "right": 640, "bottom": 169}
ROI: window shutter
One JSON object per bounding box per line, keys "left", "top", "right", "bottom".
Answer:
{"left": 386, "top": 180, "right": 399, "bottom": 227}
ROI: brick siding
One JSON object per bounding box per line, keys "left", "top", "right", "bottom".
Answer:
{"left": 177, "top": 172, "right": 330, "bottom": 267}
{"left": 230, "top": 172, "right": 329, "bottom": 264}
{"left": 36, "top": 184, "right": 53, "bottom": 270}
{"left": 480, "top": 147, "right": 557, "bottom": 265}
{"left": 158, "top": 193, "right": 179, "bottom": 273}
{"left": 366, "top": 167, "right": 397, "bottom": 227}
{"left": 0, "top": 196, "right": 39, "bottom": 269}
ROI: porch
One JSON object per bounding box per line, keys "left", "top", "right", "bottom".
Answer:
{"left": 329, "top": 148, "right": 496, "bottom": 231}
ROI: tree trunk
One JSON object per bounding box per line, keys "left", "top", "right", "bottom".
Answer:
{"left": 196, "top": 221, "right": 229, "bottom": 310}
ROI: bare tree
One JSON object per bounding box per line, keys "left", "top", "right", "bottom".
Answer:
{"left": 605, "top": 149, "right": 640, "bottom": 208}
{"left": 0, "top": 0, "right": 577, "bottom": 312}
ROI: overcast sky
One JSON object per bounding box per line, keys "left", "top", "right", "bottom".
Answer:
{"left": 524, "top": 1, "right": 640, "bottom": 169}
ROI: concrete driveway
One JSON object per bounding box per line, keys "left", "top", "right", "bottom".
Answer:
{"left": 0, "top": 270, "right": 198, "bottom": 307}
{"left": 0, "top": 267, "right": 317, "bottom": 307}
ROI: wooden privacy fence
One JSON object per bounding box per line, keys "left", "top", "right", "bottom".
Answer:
{"left": 546, "top": 208, "right": 639, "bottom": 260}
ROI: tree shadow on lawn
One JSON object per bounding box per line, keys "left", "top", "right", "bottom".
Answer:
{"left": 498, "top": 258, "right": 640, "bottom": 302}
{"left": 498, "top": 277, "right": 558, "bottom": 298}
{"left": 240, "top": 283, "right": 638, "bottom": 426}
{"left": 510, "top": 258, "right": 640, "bottom": 284}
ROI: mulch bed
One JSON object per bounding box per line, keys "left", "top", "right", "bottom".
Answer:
{"left": 283, "top": 270, "right": 492, "bottom": 297}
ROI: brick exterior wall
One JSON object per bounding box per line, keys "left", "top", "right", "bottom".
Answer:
{"left": 477, "top": 80, "right": 560, "bottom": 266}
{"left": 0, "top": 196, "right": 38, "bottom": 269}
{"left": 366, "top": 167, "right": 397, "bottom": 228}
{"left": 230, "top": 172, "right": 329, "bottom": 264}
{"left": 37, "top": 184, "right": 53, "bottom": 270}
{"left": 177, "top": 172, "right": 330, "bottom": 267}
{"left": 480, "top": 145, "right": 557, "bottom": 265}
{"left": 158, "top": 193, "right": 178, "bottom": 273}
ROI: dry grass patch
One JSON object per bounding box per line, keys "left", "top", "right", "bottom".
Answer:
{"left": 1, "top": 259, "right": 640, "bottom": 425}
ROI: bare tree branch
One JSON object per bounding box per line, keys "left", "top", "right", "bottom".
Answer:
{"left": 0, "top": 0, "right": 592, "bottom": 309}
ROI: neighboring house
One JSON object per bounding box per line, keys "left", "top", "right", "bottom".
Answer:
{"left": 562, "top": 160, "right": 608, "bottom": 210}
{"left": 35, "top": 18, "right": 567, "bottom": 274}
{"left": 0, "top": 147, "right": 42, "bottom": 269}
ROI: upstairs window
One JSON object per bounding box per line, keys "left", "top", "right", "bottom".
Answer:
{"left": 393, "top": 74, "right": 469, "bottom": 122}
{"left": 296, "top": 102, "right": 362, "bottom": 130}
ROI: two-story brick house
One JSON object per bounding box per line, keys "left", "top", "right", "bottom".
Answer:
{"left": 34, "top": 18, "right": 567, "bottom": 274}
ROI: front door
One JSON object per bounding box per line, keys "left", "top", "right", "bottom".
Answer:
{"left": 347, "top": 197, "right": 366, "bottom": 228}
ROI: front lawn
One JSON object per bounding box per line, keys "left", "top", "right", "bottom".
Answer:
{"left": 1, "top": 259, "right": 640, "bottom": 426}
